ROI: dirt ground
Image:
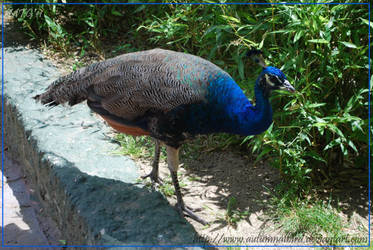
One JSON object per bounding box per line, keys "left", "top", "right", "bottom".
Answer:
{"left": 134, "top": 145, "right": 370, "bottom": 247}
{"left": 137, "top": 148, "right": 284, "bottom": 244}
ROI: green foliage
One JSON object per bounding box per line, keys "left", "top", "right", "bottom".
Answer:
{"left": 225, "top": 196, "right": 249, "bottom": 226}
{"left": 158, "top": 181, "right": 175, "bottom": 197}
{"left": 8, "top": 0, "right": 370, "bottom": 220}
{"left": 156, "top": 174, "right": 187, "bottom": 197}
{"left": 276, "top": 200, "right": 346, "bottom": 244}
{"left": 113, "top": 133, "right": 157, "bottom": 159}
{"left": 131, "top": 3, "right": 370, "bottom": 196}
{"left": 7, "top": 0, "right": 164, "bottom": 56}
{"left": 246, "top": 3, "right": 370, "bottom": 194}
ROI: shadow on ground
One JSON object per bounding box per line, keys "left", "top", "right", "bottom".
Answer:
{"left": 182, "top": 149, "right": 280, "bottom": 223}
{"left": 169, "top": 139, "right": 369, "bottom": 243}
{"left": 4, "top": 149, "right": 199, "bottom": 246}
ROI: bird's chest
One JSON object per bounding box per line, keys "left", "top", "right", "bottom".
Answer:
{"left": 172, "top": 102, "right": 231, "bottom": 135}
{"left": 100, "top": 115, "right": 150, "bottom": 136}
{"left": 144, "top": 108, "right": 194, "bottom": 148}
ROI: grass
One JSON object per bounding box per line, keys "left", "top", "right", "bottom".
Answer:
{"left": 278, "top": 202, "right": 345, "bottom": 243}
{"left": 225, "top": 196, "right": 249, "bottom": 226}
{"left": 268, "top": 185, "right": 368, "bottom": 246}
{"left": 152, "top": 173, "right": 186, "bottom": 197}
{"left": 113, "top": 133, "right": 162, "bottom": 160}
{"left": 158, "top": 181, "right": 175, "bottom": 197}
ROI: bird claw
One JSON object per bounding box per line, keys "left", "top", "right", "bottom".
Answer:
{"left": 141, "top": 172, "right": 163, "bottom": 184}
{"left": 176, "top": 202, "right": 209, "bottom": 226}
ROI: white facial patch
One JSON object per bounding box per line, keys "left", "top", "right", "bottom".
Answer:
{"left": 265, "top": 74, "right": 275, "bottom": 87}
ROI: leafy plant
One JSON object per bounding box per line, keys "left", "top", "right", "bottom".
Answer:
{"left": 225, "top": 196, "right": 249, "bottom": 226}
{"left": 158, "top": 174, "right": 186, "bottom": 197}
{"left": 113, "top": 133, "right": 158, "bottom": 160}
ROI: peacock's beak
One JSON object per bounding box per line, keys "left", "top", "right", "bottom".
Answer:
{"left": 281, "top": 79, "right": 295, "bottom": 93}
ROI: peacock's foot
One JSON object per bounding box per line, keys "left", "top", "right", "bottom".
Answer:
{"left": 141, "top": 171, "right": 163, "bottom": 184}
{"left": 176, "top": 202, "right": 208, "bottom": 226}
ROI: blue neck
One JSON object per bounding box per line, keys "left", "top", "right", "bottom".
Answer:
{"left": 248, "top": 79, "right": 273, "bottom": 133}
{"left": 207, "top": 75, "right": 273, "bottom": 135}
{"left": 182, "top": 74, "right": 273, "bottom": 136}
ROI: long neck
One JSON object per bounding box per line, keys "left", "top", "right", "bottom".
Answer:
{"left": 184, "top": 75, "right": 273, "bottom": 136}
{"left": 227, "top": 76, "right": 273, "bottom": 135}
{"left": 252, "top": 79, "right": 273, "bottom": 131}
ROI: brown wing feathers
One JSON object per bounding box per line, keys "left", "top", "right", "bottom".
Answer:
{"left": 34, "top": 49, "right": 219, "bottom": 124}
{"left": 34, "top": 57, "right": 119, "bottom": 106}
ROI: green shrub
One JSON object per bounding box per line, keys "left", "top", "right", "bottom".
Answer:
{"left": 7, "top": 1, "right": 370, "bottom": 197}
{"left": 134, "top": 2, "right": 370, "bottom": 195}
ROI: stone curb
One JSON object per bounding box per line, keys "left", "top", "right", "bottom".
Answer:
{"left": 2, "top": 32, "right": 201, "bottom": 249}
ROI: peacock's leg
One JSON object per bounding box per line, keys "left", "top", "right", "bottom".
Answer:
{"left": 142, "top": 139, "right": 162, "bottom": 183}
{"left": 166, "top": 146, "right": 208, "bottom": 225}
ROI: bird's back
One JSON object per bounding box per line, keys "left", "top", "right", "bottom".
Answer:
{"left": 36, "top": 49, "right": 230, "bottom": 118}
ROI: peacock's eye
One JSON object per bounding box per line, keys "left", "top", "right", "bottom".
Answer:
{"left": 269, "top": 75, "right": 279, "bottom": 84}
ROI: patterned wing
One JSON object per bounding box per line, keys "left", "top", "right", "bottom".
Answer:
{"left": 87, "top": 49, "right": 227, "bottom": 120}
{"left": 35, "top": 49, "right": 230, "bottom": 121}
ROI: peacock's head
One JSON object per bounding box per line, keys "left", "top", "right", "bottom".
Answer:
{"left": 247, "top": 50, "right": 295, "bottom": 97}
{"left": 261, "top": 66, "right": 295, "bottom": 94}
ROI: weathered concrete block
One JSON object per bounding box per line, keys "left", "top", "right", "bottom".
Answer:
{"left": 2, "top": 35, "right": 199, "bottom": 248}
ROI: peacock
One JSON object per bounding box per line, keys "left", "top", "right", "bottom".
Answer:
{"left": 34, "top": 48, "right": 295, "bottom": 225}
